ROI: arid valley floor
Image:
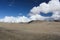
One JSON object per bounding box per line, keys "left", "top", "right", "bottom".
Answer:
{"left": 0, "top": 21, "right": 60, "bottom": 40}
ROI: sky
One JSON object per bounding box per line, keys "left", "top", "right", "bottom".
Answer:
{"left": 0, "top": 0, "right": 60, "bottom": 23}
{"left": 0, "top": 0, "right": 51, "bottom": 18}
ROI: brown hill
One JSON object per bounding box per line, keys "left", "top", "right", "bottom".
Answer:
{"left": 28, "top": 20, "right": 45, "bottom": 24}
{"left": 0, "top": 21, "right": 60, "bottom": 40}
{"left": 28, "top": 20, "right": 60, "bottom": 24}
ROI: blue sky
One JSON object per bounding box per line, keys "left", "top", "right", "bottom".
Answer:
{"left": 0, "top": 0, "right": 52, "bottom": 18}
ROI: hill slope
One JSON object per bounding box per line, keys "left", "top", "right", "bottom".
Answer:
{"left": 0, "top": 22, "right": 60, "bottom": 40}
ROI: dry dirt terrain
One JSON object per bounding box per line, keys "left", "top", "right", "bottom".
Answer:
{"left": 0, "top": 21, "right": 60, "bottom": 40}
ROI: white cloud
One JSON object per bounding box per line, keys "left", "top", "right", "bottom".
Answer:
{"left": 30, "top": 6, "right": 41, "bottom": 15}
{"left": 0, "top": 16, "right": 31, "bottom": 23}
{"left": 52, "top": 11, "right": 60, "bottom": 20}
{"left": 29, "top": 0, "right": 60, "bottom": 20}
{"left": 0, "top": 15, "right": 51, "bottom": 23}
{"left": 30, "top": 14, "right": 48, "bottom": 20}
{"left": 40, "top": 2, "right": 50, "bottom": 13}
{"left": 49, "top": 0, "right": 60, "bottom": 11}
{"left": 16, "top": 16, "right": 31, "bottom": 23}
{"left": 30, "top": 0, "right": 60, "bottom": 14}
{"left": 0, "top": 16, "right": 15, "bottom": 23}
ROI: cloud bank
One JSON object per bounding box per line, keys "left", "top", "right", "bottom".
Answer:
{"left": 0, "top": 16, "right": 30, "bottom": 23}
{"left": 30, "top": 0, "right": 60, "bottom": 14}
{"left": 0, "top": 0, "right": 60, "bottom": 23}
{"left": 30, "top": 0, "right": 60, "bottom": 20}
